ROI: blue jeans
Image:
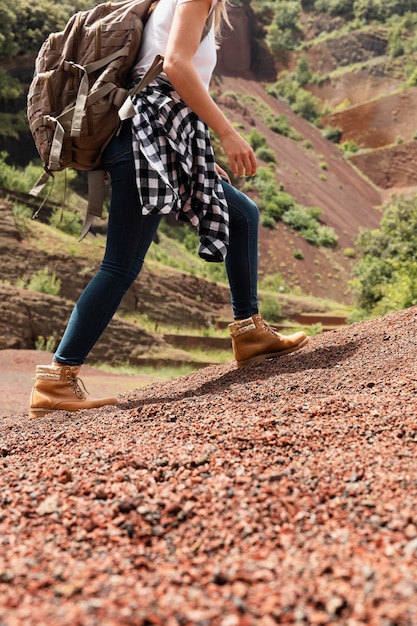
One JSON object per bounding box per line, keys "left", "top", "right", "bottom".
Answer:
{"left": 54, "top": 122, "right": 259, "bottom": 365}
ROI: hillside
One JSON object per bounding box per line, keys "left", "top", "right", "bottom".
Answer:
{"left": 2, "top": 2, "right": 417, "bottom": 347}
{"left": 1, "top": 306, "right": 417, "bottom": 623}
{"left": 215, "top": 5, "right": 417, "bottom": 302}
{"left": 212, "top": 74, "right": 382, "bottom": 302}
{"left": 295, "top": 9, "right": 417, "bottom": 203}
{"left": 0, "top": 4, "right": 397, "bottom": 308}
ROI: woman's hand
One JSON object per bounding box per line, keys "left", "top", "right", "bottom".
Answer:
{"left": 218, "top": 127, "right": 257, "bottom": 178}
{"left": 163, "top": 0, "right": 257, "bottom": 179}
{"left": 215, "top": 163, "right": 231, "bottom": 183}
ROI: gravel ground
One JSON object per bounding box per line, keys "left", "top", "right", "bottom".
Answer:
{"left": 1, "top": 306, "right": 417, "bottom": 625}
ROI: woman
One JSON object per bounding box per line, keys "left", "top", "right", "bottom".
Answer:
{"left": 29, "top": 0, "right": 308, "bottom": 419}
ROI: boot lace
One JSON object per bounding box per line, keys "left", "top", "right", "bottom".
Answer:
{"left": 258, "top": 316, "right": 284, "bottom": 339}
{"left": 66, "top": 373, "right": 89, "bottom": 399}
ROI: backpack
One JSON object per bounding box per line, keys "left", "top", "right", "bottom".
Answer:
{"left": 27, "top": 0, "right": 164, "bottom": 239}
{"left": 27, "top": 1, "right": 214, "bottom": 239}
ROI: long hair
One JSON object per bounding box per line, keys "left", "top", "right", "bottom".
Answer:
{"left": 148, "top": 1, "right": 232, "bottom": 36}
{"left": 214, "top": 0, "right": 232, "bottom": 34}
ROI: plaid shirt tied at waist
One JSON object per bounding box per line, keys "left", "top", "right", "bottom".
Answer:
{"left": 131, "top": 80, "right": 229, "bottom": 262}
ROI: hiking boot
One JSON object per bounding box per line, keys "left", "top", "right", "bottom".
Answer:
{"left": 229, "top": 313, "right": 309, "bottom": 368}
{"left": 29, "top": 364, "right": 118, "bottom": 418}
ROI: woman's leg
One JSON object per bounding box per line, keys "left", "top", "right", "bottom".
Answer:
{"left": 54, "top": 123, "right": 161, "bottom": 366}
{"left": 223, "top": 180, "right": 309, "bottom": 367}
{"left": 222, "top": 179, "right": 259, "bottom": 320}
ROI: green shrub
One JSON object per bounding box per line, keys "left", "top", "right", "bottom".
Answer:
{"left": 306, "top": 322, "right": 323, "bottom": 336}
{"left": 340, "top": 140, "right": 358, "bottom": 154}
{"left": 255, "top": 146, "right": 276, "bottom": 163}
{"left": 351, "top": 194, "right": 417, "bottom": 315}
{"left": 260, "top": 294, "right": 282, "bottom": 323}
{"left": 267, "top": 77, "right": 323, "bottom": 124}
{"left": 251, "top": 168, "right": 336, "bottom": 248}
{"left": 259, "top": 272, "right": 287, "bottom": 292}
{"left": 351, "top": 0, "right": 417, "bottom": 24}
{"left": 11, "top": 202, "right": 32, "bottom": 222}
{"left": 282, "top": 206, "right": 338, "bottom": 247}
{"left": 276, "top": 191, "right": 297, "bottom": 212}
{"left": 261, "top": 214, "right": 276, "bottom": 228}
{"left": 0, "top": 151, "right": 35, "bottom": 191}
{"left": 388, "top": 29, "right": 405, "bottom": 58}
{"left": 295, "top": 55, "right": 312, "bottom": 85}
{"left": 307, "top": 207, "right": 324, "bottom": 220}
{"left": 266, "top": 1, "right": 302, "bottom": 54}
{"left": 322, "top": 125, "right": 343, "bottom": 143}
{"left": 267, "top": 114, "right": 300, "bottom": 139}
{"left": 247, "top": 129, "right": 267, "bottom": 151}
{"left": 0, "top": 69, "right": 22, "bottom": 102}
{"left": 222, "top": 90, "right": 239, "bottom": 102}
{"left": 254, "top": 165, "right": 277, "bottom": 183}
{"left": 28, "top": 268, "right": 61, "bottom": 296}
{"left": 315, "top": 0, "right": 353, "bottom": 17}
{"left": 35, "top": 334, "right": 57, "bottom": 352}
{"left": 292, "top": 89, "right": 322, "bottom": 123}
{"left": 315, "top": 224, "right": 339, "bottom": 247}
{"left": 282, "top": 205, "right": 314, "bottom": 231}
{"left": 49, "top": 207, "right": 83, "bottom": 237}
{"left": 183, "top": 227, "right": 199, "bottom": 253}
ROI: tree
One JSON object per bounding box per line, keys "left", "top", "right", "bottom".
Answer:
{"left": 266, "top": 0, "right": 302, "bottom": 53}
{"left": 0, "top": 0, "right": 96, "bottom": 60}
{"left": 0, "top": 1, "right": 18, "bottom": 58}
{"left": 295, "top": 54, "right": 312, "bottom": 85}
{"left": 351, "top": 195, "right": 417, "bottom": 315}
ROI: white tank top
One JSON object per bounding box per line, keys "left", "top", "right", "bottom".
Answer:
{"left": 133, "top": 0, "right": 218, "bottom": 89}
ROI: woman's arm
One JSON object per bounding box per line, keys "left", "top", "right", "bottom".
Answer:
{"left": 163, "top": 0, "right": 257, "bottom": 178}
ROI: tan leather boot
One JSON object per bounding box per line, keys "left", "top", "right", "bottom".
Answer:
{"left": 29, "top": 364, "right": 118, "bottom": 418}
{"left": 229, "top": 314, "right": 309, "bottom": 368}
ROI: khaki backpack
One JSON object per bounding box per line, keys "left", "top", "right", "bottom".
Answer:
{"left": 27, "top": 0, "right": 164, "bottom": 239}
{"left": 27, "top": 0, "right": 214, "bottom": 239}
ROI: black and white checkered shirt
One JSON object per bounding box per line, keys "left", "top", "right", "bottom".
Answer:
{"left": 131, "top": 79, "right": 229, "bottom": 262}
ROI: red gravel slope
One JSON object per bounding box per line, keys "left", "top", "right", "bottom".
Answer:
{"left": 1, "top": 306, "right": 417, "bottom": 624}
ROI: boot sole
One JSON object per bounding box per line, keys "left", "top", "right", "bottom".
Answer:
{"left": 29, "top": 399, "right": 119, "bottom": 418}
{"left": 236, "top": 336, "right": 309, "bottom": 368}
{"left": 29, "top": 408, "right": 58, "bottom": 419}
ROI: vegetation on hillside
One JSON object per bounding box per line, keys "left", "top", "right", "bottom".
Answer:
{"left": 240, "top": 0, "right": 417, "bottom": 125}
{"left": 1, "top": 0, "right": 417, "bottom": 321}
{"left": 0, "top": 1, "right": 94, "bottom": 59}
{"left": 350, "top": 195, "right": 417, "bottom": 320}
{"left": 0, "top": 0, "right": 96, "bottom": 137}
{"left": 243, "top": 162, "right": 338, "bottom": 247}
{"left": 246, "top": 0, "right": 417, "bottom": 320}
